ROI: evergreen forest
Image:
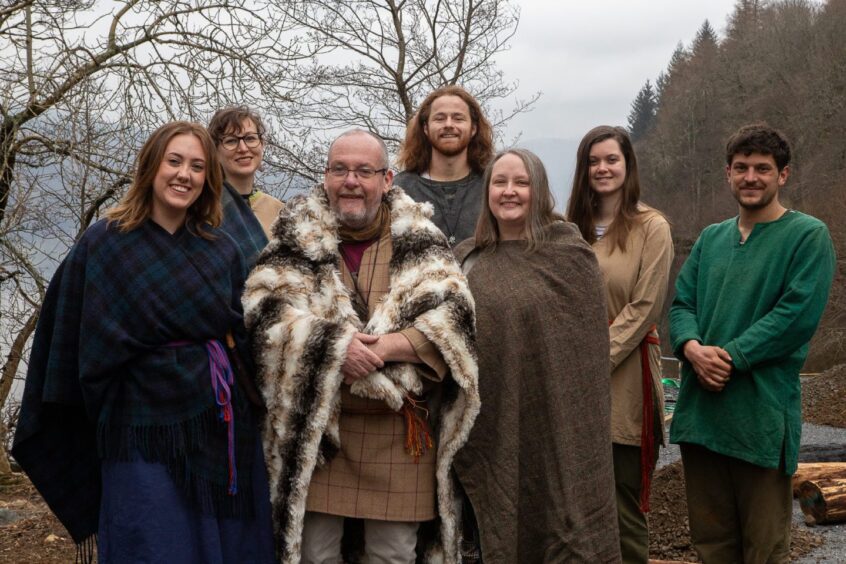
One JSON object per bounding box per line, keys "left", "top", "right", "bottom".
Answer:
{"left": 628, "top": 0, "right": 846, "bottom": 369}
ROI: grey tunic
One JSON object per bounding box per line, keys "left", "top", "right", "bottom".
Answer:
{"left": 394, "top": 171, "right": 483, "bottom": 246}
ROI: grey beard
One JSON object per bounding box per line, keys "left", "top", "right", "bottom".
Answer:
{"left": 338, "top": 208, "right": 376, "bottom": 229}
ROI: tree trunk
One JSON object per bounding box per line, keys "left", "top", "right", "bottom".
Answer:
{"left": 792, "top": 463, "right": 846, "bottom": 496}
{"left": 0, "top": 311, "right": 39, "bottom": 475}
{"left": 0, "top": 124, "right": 17, "bottom": 226}
{"left": 798, "top": 478, "right": 846, "bottom": 525}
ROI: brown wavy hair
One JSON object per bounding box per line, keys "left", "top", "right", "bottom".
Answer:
{"left": 475, "top": 148, "right": 565, "bottom": 253}
{"left": 105, "top": 121, "right": 223, "bottom": 238}
{"left": 207, "top": 105, "right": 267, "bottom": 145}
{"left": 397, "top": 85, "right": 494, "bottom": 175}
{"left": 566, "top": 125, "right": 647, "bottom": 253}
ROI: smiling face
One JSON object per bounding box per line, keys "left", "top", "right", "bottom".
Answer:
{"left": 151, "top": 134, "right": 206, "bottom": 229}
{"left": 727, "top": 152, "right": 788, "bottom": 212}
{"left": 588, "top": 138, "right": 626, "bottom": 199}
{"left": 424, "top": 95, "right": 477, "bottom": 159}
{"left": 488, "top": 153, "right": 532, "bottom": 240}
{"left": 216, "top": 118, "right": 264, "bottom": 185}
{"left": 324, "top": 132, "right": 393, "bottom": 230}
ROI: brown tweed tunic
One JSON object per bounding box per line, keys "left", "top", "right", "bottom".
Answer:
{"left": 306, "top": 225, "right": 448, "bottom": 521}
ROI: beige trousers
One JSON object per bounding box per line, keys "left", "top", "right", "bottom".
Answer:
{"left": 301, "top": 511, "right": 419, "bottom": 564}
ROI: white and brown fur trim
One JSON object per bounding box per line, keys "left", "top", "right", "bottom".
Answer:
{"left": 243, "top": 185, "right": 479, "bottom": 563}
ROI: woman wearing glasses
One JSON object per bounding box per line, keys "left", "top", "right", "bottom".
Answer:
{"left": 208, "top": 107, "right": 283, "bottom": 268}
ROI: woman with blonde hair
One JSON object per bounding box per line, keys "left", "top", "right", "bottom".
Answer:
{"left": 454, "top": 148, "right": 621, "bottom": 563}
{"left": 566, "top": 126, "right": 674, "bottom": 563}
{"left": 13, "top": 121, "right": 273, "bottom": 563}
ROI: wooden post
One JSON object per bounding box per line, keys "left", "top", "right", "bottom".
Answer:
{"left": 792, "top": 463, "right": 846, "bottom": 496}
{"left": 797, "top": 478, "right": 846, "bottom": 525}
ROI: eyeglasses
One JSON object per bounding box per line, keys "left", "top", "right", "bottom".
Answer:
{"left": 220, "top": 133, "right": 262, "bottom": 151}
{"left": 325, "top": 165, "right": 388, "bottom": 179}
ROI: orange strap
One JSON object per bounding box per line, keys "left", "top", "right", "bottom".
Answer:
{"left": 402, "top": 395, "right": 434, "bottom": 463}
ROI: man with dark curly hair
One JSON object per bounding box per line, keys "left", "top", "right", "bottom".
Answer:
{"left": 670, "top": 123, "right": 835, "bottom": 563}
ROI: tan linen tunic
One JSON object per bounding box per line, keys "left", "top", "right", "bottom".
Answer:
{"left": 247, "top": 191, "right": 284, "bottom": 238}
{"left": 593, "top": 209, "right": 674, "bottom": 446}
{"left": 305, "top": 226, "right": 448, "bottom": 521}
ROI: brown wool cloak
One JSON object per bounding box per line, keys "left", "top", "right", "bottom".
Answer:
{"left": 453, "top": 221, "right": 621, "bottom": 563}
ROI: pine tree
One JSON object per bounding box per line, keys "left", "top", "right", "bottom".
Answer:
{"left": 655, "top": 43, "right": 689, "bottom": 107}
{"left": 726, "top": 0, "right": 765, "bottom": 41}
{"left": 627, "top": 80, "right": 657, "bottom": 142}
{"left": 692, "top": 20, "right": 719, "bottom": 54}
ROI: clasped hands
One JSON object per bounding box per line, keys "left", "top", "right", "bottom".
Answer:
{"left": 683, "top": 340, "right": 733, "bottom": 392}
{"left": 342, "top": 331, "right": 416, "bottom": 385}
{"left": 341, "top": 333, "right": 383, "bottom": 385}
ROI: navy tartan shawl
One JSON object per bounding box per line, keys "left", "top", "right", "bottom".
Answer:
{"left": 12, "top": 219, "right": 259, "bottom": 543}
{"left": 221, "top": 181, "right": 268, "bottom": 270}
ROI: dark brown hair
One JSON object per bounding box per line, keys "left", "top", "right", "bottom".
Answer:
{"left": 475, "top": 148, "right": 565, "bottom": 252}
{"left": 397, "top": 85, "right": 494, "bottom": 175}
{"left": 208, "top": 106, "right": 267, "bottom": 145}
{"left": 106, "top": 121, "right": 223, "bottom": 238}
{"left": 725, "top": 122, "right": 791, "bottom": 171}
{"left": 566, "top": 125, "right": 644, "bottom": 252}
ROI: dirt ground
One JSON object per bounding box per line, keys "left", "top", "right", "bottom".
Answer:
{"left": 0, "top": 465, "right": 830, "bottom": 564}
{"left": 0, "top": 364, "right": 844, "bottom": 563}
{"left": 648, "top": 363, "right": 846, "bottom": 562}
{"left": 648, "top": 461, "right": 824, "bottom": 562}
{"left": 0, "top": 474, "right": 77, "bottom": 563}
{"left": 802, "top": 364, "right": 846, "bottom": 428}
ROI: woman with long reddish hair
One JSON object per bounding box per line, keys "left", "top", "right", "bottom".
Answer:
{"left": 567, "top": 125, "right": 674, "bottom": 563}
{"left": 13, "top": 122, "right": 273, "bottom": 563}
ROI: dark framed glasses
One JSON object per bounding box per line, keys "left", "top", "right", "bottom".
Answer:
{"left": 220, "top": 133, "right": 262, "bottom": 150}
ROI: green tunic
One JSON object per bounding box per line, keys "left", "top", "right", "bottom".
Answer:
{"left": 669, "top": 211, "right": 835, "bottom": 474}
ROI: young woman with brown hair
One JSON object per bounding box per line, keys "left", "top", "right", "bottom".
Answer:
{"left": 567, "top": 125, "right": 674, "bottom": 563}
{"left": 13, "top": 122, "right": 273, "bottom": 563}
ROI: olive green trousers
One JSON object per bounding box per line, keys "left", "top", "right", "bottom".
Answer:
{"left": 680, "top": 443, "right": 791, "bottom": 564}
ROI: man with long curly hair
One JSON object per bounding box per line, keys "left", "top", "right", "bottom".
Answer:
{"left": 395, "top": 85, "right": 494, "bottom": 246}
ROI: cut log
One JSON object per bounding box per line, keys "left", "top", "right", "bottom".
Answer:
{"left": 792, "top": 463, "right": 846, "bottom": 496}
{"left": 797, "top": 478, "right": 846, "bottom": 525}
{"left": 798, "top": 444, "right": 846, "bottom": 463}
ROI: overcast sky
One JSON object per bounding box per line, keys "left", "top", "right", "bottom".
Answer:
{"left": 496, "top": 0, "right": 739, "bottom": 144}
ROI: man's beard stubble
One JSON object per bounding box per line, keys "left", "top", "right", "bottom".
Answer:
{"left": 734, "top": 182, "right": 776, "bottom": 211}
{"left": 428, "top": 132, "right": 471, "bottom": 158}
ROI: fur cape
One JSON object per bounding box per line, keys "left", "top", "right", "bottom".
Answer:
{"left": 243, "top": 185, "right": 479, "bottom": 563}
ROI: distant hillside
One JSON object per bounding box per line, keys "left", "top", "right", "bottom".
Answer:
{"left": 629, "top": 0, "right": 846, "bottom": 368}
{"left": 517, "top": 137, "right": 580, "bottom": 212}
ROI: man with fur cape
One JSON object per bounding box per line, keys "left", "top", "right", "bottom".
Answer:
{"left": 243, "top": 130, "right": 479, "bottom": 563}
